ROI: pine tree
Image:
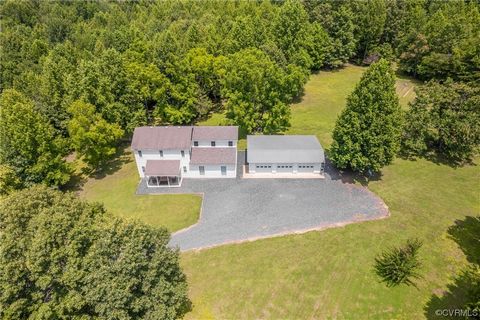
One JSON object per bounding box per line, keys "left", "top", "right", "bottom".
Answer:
{"left": 330, "top": 59, "right": 402, "bottom": 173}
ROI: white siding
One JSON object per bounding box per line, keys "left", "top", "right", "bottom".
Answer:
{"left": 187, "top": 164, "right": 236, "bottom": 178}
{"left": 192, "top": 139, "right": 237, "bottom": 148}
{"left": 133, "top": 149, "right": 190, "bottom": 178}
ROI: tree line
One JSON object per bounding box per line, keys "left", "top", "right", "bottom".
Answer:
{"left": 1, "top": 0, "right": 478, "bottom": 191}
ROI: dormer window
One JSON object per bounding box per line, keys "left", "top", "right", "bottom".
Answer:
{"left": 159, "top": 150, "right": 163, "bottom": 157}
{"left": 138, "top": 150, "right": 143, "bottom": 157}
{"left": 211, "top": 141, "right": 216, "bottom": 147}
{"left": 228, "top": 141, "right": 233, "bottom": 147}
{"left": 194, "top": 141, "right": 198, "bottom": 146}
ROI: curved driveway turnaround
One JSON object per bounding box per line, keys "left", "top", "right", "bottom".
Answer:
{"left": 137, "top": 152, "right": 389, "bottom": 251}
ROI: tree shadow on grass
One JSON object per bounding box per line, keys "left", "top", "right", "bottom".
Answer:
{"left": 447, "top": 216, "right": 480, "bottom": 266}
{"left": 64, "top": 143, "right": 132, "bottom": 192}
{"left": 91, "top": 144, "right": 132, "bottom": 180}
{"left": 424, "top": 216, "right": 480, "bottom": 319}
{"left": 398, "top": 149, "right": 477, "bottom": 169}
{"left": 424, "top": 268, "right": 479, "bottom": 319}
{"left": 324, "top": 158, "right": 383, "bottom": 187}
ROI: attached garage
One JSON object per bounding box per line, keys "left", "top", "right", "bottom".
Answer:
{"left": 247, "top": 135, "right": 325, "bottom": 177}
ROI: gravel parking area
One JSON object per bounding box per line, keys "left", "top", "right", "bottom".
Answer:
{"left": 137, "top": 152, "right": 389, "bottom": 251}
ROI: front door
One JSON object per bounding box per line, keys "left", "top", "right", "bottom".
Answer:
{"left": 221, "top": 166, "right": 227, "bottom": 176}
{"left": 199, "top": 166, "right": 205, "bottom": 175}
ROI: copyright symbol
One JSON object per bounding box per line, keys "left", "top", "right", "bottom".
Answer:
{"left": 435, "top": 309, "right": 443, "bottom": 316}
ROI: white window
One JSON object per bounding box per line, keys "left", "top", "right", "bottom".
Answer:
{"left": 199, "top": 166, "right": 205, "bottom": 175}
{"left": 159, "top": 150, "right": 163, "bottom": 157}
{"left": 183, "top": 166, "right": 187, "bottom": 173}
{"left": 228, "top": 141, "right": 233, "bottom": 147}
{"left": 141, "top": 166, "right": 145, "bottom": 172}
{"left": 181, "top": 150, "right": 185, "bottom": 157}
{"left": 138, "top": 150, "right": 142, "bottom": 157}
{"left": 211, "top": 141, "right": 216, "bottom": 147}
{"left": 194, "top": 141, "right": 198, "bottom": 146}
{"left": 221, "top": 166, "right": 227, "bottom": 175}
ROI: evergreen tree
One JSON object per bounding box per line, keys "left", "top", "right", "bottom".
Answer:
{"left": 330, "top": 59, "right": 402, "bottom": 173}
{"left": 374, "top": 239, "right": 423, "bottom": 287}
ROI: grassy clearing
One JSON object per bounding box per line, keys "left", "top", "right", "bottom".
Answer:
{"left": 79, "top": 149, "right": 202, "bottom": 232}
{"left": 180, "top": 65, "right": 479, "bottom": 319}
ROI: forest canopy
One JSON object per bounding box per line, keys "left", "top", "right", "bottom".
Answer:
{"left": 0, "top": 0, "right": 479, "bottom": 187}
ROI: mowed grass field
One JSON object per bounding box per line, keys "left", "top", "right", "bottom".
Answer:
{"left": 180, "top": 66, "right": 479, "bottom": 319}
{"left": 79, "top": 150, "right": 202, "bottom": 232}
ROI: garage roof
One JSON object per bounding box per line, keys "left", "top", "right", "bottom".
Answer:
{"left": 190, "top": 148, "right": 237, "bottom": 165}
{"left": 247, "top": 135, "right": 324, "bottom": 164}
{"left": 145, "top": 160, "right": 180, "bottom": 176}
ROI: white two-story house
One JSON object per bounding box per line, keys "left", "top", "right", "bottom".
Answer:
{"left": 131, "top": 126, "right": 238, "bottom": 187}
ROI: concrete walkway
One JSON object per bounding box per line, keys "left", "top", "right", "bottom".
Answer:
{"left": 137, "top": 152, "right": 389, "bottom": 251}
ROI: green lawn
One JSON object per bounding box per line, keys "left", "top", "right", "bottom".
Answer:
{"left": 79, "top": 150, "right": 202, "bottom": 232}
{"left": 180, "top": 66, "right": 479, "bottom": 319}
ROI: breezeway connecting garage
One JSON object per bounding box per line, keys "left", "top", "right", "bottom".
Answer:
{"left": 246, "top": 135, "right": 325, "bottom": 176}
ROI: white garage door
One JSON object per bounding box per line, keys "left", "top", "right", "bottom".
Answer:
{"left": 276, "top": 164, "right": 294, "bottom": 173}
{"left": 298, "top": 164, "right": 315, "bottom": 173}
{"left": 255, "top": 164, "right": 273, "bottom": 173}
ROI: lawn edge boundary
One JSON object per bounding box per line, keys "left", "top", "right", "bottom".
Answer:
{"left": 180, "top": 201, "right": 389, "bottom": 252}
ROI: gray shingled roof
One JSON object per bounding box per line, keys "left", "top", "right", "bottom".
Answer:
{"left": 131, "top": 126, "right": 192, "bottom": 150}
{"left": 192, "top": 126, "right": 238, "bottom": 141}
{"left": 145, "top": 160, "right": 180, "bottom": 176}
{"left": 247, "top": 135, "right": 325, "bottom": 164}
{"left": 190, "top": 148, "right": 237, "bottom": 165}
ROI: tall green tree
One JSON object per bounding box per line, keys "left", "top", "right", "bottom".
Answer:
{"left": 273, "top": 0, "right": 312, "bottom": 69}
{"left": 351, "top": 0, "right": 387, "bottom": 61}
{"left": 330, "top": 59, "right": 402, "bottom": 173}
{"left": 0, "top": 185, "right": 190, "bottom": 319}
{"left": 67, "top": 100, "right": 124, "bottom": 169}
{"left": 398, "top": 1, "right": 480, "bottom": 80}
{"left": 0, "top": 89, "right": 71, "bottom": 187}
{"left": 222, "top": 48, "right": 306, "bottom": 134}
{"left": 402, "top": 80, "right": 480, "bottom": 163}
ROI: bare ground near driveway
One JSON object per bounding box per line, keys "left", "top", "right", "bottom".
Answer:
{"left": 137, "top": 152, "right": 389, "bottom": 251}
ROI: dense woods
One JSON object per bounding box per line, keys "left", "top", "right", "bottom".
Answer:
{"left": 0, "top": 1, "right": 479, "bottom": 318}
{"left": 0, "top": 186, "right": 190, "bottom": 319}
{"left": 0, "top": 0, "right": 478, "bottom": 182}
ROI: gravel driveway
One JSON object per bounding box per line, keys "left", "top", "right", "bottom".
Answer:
{"left": 137, "top": 152, "right": 389, "bottom": 251}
